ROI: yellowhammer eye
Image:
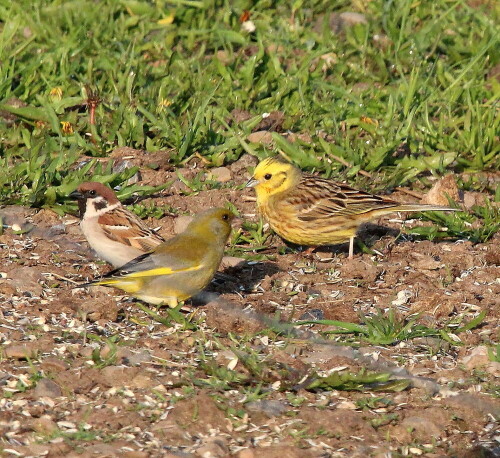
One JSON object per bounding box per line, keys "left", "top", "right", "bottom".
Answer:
{"left": 264, "top": 173, "right": 272, "bottom": 180}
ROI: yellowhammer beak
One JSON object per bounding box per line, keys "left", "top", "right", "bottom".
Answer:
{"left": 246, "top": 178, "right": 259, "bottom": 188}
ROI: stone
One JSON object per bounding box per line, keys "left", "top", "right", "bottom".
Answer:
{"left": 117, "top": 348, "right": 152, "bottom": 366}
{"left": 4, "top": 343, "right": 39, "bottom": 359}
{"left": 208, "top": 167, "right": 232, "bottom": 183}
{"left": 0, "top": 205, "right": 36, "bottom": 227}
{"left": 78, "top": 297, "right": 119, "bottom": 322}
{"left": 122, "top": 451, "right": 150, "bottom": 458}
{"left": 237, "top": 451, "right": 255, "bottom": 458}
{"left": 130, "top": 374, "right": 155, "bottom": 389}
{"left": 229, "top": 154, "right": 258, "bottom": 179}
{"left": 486, "top": 361, "right": 500, "bottom": 377}
{"left": 463, "top": 191, "right": 486, "bottom": 209}
{"left": 338, "top": 12, "right": 368, "bottom": 28}
{"left": 247, "top": 131, "right": 273, "bottom": 144}
{"left": 16, "top": 445, "right": 50, "bottom": 457}
{"left": 85, "top": 444, "right": 125, "bottom": 456}
{"left": 100, "top": 366, "right": 140, "bottom": 387}
{"left": 195, "top": 437, "right": 229, "bottom": 457}
{"left": 461, "top": 346, "right": 490, "bottom": 370}
{"left": 421, "top": 175, "right": 461, "bottom": 207}
{"left": 412, "top": 337, "right": 450, "bottom": 353}
{"left": 299, "top": 309, "right": 324, "bottom": 321}
{"left": 443, "top": 393, "right": 500, "bottom": 418}
{"left": 410, "top": 253, "right": 443, "bottom": 270}
{"left": 34, "top": 378, "right": 63, "bottom": 398}
{"left": 170, "top": 179, "right": 191, "bottom": 195}
{"left": 113, "top": 160, "right": 142, "bottom": 185}
{"left": 255, "top": 111, "right": 284, "bottom": 131}
{"left": 41, "top": 357, "right": 70, "bottom": 372}
{"left": 174, "top": 215, "right": 193, "bottom": 234}
{"left": 32, "top": 416, "right": 58, "bottom": 434}
{"left": 0, "top": 280, "right": 17, "bottom": 296}
{"left": 7, "top": 266, "right": 44, "bottom": 296}
{"left": 399, "top": 416, "right": 442, "bottom": 440}
{"left": 246, "top": 400, "right": 288, "bottom": 418}
{"left": 220, "top": 256, "right": 245, "bottom": 268}
{"left": 316, "top": 12, "right": 368, "bottom": 35}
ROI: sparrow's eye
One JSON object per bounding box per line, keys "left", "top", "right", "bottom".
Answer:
{"left": 88, "top": 190, "right": 97, "bottom": 197}
{"left": 264, "top": 173, "right": 272, "bottom": 180}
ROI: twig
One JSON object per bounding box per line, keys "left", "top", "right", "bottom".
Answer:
{"left": 328, "top": 154, "right": 372, "bottom": 178}
{"left": 394, "top": 187, "right": 424, "bottom": 199}
{"left": 42, "top": 272, "right": 80, "bottom": 284}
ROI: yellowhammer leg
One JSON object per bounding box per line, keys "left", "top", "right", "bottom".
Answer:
{"left": 348, "top": 236, "right": 355, "bottom": 259}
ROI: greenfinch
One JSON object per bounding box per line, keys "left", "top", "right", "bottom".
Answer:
{"left": 86, "top": 207, "right": 235, "bottom": 308}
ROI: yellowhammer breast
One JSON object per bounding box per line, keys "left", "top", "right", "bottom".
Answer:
{"left": 259, "top": 199, "right": 359, "bottom": 246}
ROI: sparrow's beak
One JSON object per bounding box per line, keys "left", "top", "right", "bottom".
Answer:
{"left": 69, "top": 190, "right": 83, "bottom": 200}
{"left": 245, "top": 178, "right": 259, "bottom": 188}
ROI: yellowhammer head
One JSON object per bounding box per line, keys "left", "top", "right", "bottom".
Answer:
{"left": 247, "top": 156, "right": 459, "bottom": 258}
{"left": 85, "top": 207, "right": 235, "bottom": 308}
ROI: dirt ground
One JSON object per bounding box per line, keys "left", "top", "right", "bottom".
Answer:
{"left": 0, "top": 153, "right": 499, "bottom": 458}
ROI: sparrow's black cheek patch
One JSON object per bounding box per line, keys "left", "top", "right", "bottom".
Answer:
{"left": 94, "top": 200, "right": 108, "bottom": 211}
{"left": 77, "top": 199, "right": 87, "bottom": 217}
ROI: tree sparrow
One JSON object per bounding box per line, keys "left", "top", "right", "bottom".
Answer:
{"left": 70, "top": 182, "right": 164, "bottom": 268}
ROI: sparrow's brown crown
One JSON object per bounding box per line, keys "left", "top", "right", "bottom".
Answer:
{"left": 76, "top": 182, "right": 120, "bottom": 204}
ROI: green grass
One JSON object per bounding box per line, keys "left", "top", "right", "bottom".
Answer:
{"left": 1, "top": 0, "right": 499, "bottom": 192}
{"left": 296, "top": 308, "right": 487, "bottom": 346}
{"left": 1, "top": 0, "right": 497, "bottom": 242}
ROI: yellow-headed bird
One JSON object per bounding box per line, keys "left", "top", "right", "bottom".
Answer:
{"left": 247, "top": 156, "right": 459, "bottom": 258}
{"left": 86, "top": 207, "right": 234, "bottom": 307}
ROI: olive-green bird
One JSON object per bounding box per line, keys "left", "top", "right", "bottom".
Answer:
{"left": 86, "top": 207, "right": 235, "bottom": 308}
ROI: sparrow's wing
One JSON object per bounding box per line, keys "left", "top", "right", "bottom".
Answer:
{"left": 98, "top": 207, "right": 164, "bottom": 251}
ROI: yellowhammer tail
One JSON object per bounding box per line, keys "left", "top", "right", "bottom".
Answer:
{"left": 247, "top": 156, "right": 460, "bottom": 259}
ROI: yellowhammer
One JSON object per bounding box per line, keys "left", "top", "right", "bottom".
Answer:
{"left": 247, "top": 156, "right": 459, "bottom": 258}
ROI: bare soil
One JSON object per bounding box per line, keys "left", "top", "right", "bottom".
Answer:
{"left": 0, "top": 155, "right": 499, "bottom": 457}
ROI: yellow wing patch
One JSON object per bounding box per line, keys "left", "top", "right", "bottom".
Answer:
{"left": 95, "top": 264, "right": 203, "bottom": 287}
{"left": 125, "top": 264, "right": 202, "bottom": 278}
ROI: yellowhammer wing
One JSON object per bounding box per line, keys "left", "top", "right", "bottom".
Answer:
{"left": 287, "top": 178, "right": 400, "bottom": 221}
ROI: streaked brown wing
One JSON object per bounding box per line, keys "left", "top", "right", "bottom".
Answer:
{"left": 98, "top": 208, "right": 164, "bottom": 251}
{"left": 284, "top": 177, "right": 400, "bottom": 221}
